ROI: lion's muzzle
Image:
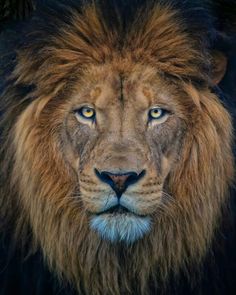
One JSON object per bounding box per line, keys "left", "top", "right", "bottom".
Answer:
{"left": 87, "top": 169, "right": 152, "bottom": 243}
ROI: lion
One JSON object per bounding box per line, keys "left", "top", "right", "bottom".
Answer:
{"left": 0, "top": 0, "right": 235, "bottom": 294}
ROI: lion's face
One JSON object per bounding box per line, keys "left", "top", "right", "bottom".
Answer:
{"left": 4, "top": 3, "right": 234, "bottom": 294}
{"left": 51, "top": 63, "right": 188, "bottom": 243}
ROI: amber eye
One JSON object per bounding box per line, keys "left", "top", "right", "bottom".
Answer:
{"left": 148, "top": 107, "right": 167, "bottom": 120}
{"left": 75, "top": 106, "right": 96, "bottom": 120}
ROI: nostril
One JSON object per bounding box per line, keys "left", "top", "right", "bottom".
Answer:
{"left": 94, "top": 169, "right": 146, "bottom": 197}
{"left": 125, "top": 170, "right": 146, "bottom": 187}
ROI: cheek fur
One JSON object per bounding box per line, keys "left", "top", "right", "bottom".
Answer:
{"left": 147, "top": 118, "right": 186, "bottom": 171}
{"left": 65, "top": 118, "right": 99, "bottom": 170}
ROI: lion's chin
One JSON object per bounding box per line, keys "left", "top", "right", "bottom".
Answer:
{"left": 90, "top": 213, "right": 152, "bottom": 244}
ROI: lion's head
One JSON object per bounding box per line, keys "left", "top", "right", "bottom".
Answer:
{"left": 0, "top": 1, "right": 234, "bottom": 294}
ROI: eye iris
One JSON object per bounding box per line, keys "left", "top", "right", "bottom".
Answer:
{"left": 82, "top": 107, "right": 94, "bottom": 118}
{"left": 150, "top": 108, "right": 163, "bottom": 119}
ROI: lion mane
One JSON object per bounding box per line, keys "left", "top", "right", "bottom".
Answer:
{"left": 0, "top": 1, "right": 235, "bottom": 295}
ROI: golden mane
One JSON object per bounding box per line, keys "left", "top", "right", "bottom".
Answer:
{"left": 0, "top": 2, "right": 234, "bottom": 295}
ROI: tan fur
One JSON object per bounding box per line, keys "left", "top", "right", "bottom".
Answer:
{"left": 0, "top": 3, "right": 234, "bottom": 295}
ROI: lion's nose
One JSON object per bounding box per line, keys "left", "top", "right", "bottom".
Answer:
{"left": 95, "top": 169, "right": 146, "bottom": 198}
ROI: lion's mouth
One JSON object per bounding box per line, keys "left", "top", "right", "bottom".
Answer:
{"left": 98, "top": 204, "right": 130, "bottom": 215}
{"left": 96, "top": 204, "right": 146, "bottom": 217}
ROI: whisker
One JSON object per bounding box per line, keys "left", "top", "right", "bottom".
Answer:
{"left": 149, "top": 190, "right": 179, "bottom": 219}
{"left": 104, "top": 189, "right": 113, "bottom": 209}
{"left": 161, "top": 191, "right": 177, "bottom": 204}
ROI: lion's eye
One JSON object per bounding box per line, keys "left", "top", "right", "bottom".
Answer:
{"left": 149, "top": 107, "right": 167, "bottom": 120}
{"left": 75, "top": 106, "right": 96, "bottom": 120}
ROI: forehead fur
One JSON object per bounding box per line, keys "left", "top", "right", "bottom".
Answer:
{"left": 11, "top": 0, "right": 214, "bottom": 106}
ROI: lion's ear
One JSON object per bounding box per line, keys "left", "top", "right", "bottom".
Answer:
{"left": 211, "top": 51, "right": 228, "bottom": 85}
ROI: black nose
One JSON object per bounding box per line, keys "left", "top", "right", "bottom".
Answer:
{"left": 95, "top": 169, "right": 146, "bottom": 198}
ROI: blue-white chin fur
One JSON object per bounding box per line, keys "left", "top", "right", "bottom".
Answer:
{"left": 90, "top": 214, "right": 151, "bottom": 244}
